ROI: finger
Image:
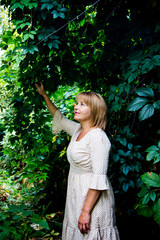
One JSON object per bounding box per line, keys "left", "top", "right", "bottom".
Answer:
{"left": 35, "top": 83, "right": 39, "bottom": 89}
{"left": 78, "top": 222, "right": 82, "bottom": 231}
{"left": 82, "top": 224, "right": 86, "bottom": 232}
{"left": 86, "top": 223, "right": 90, "bottom": 230}
{"left": 38, "top": 79, "right": 43, "bottom": 87}
{"left": 78, "top": 223, "right": 85, "bottom": 234}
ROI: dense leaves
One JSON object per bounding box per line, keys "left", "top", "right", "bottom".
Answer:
{"left": 128, "top": 87, "right": 160, "bottom": 120}
{"left": 0, "top": 0, "right": 160, "bottom": 239}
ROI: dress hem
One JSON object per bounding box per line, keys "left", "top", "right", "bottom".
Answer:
{"left": 62, "top": 217, "right": 120, "bottom": 240}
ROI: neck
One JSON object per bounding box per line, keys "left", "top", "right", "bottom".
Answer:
{"left": 80, "top": 121, "right": 93, "bottom": 132}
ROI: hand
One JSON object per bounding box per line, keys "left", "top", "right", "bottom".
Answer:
{"left": 78, "top": 210, "right": 91, "bottom": 234}
{"left": 35, "top": 80, "right": 46, "bottom": 96}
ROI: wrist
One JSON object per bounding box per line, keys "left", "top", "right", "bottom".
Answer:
{"left": 42, "top": 92, "right": 47, "bottom": 98}
{"left": 82, "top": 208, "right": 91, "bottom": 214}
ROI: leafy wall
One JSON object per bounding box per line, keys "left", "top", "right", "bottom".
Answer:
{"left": 0, "top": 0, "right": 160, "bottom": 239}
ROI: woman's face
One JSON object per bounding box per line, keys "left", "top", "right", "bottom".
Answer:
{"left": 74, "top": 98, "right": 92, "bottom": 123}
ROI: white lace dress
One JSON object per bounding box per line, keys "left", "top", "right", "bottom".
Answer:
{"left": 52, "top": 110, "right": 120, "bottom": 240}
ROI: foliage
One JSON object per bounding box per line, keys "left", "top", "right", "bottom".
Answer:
{"left": 1, "top": 0, "right": 160, "bottom": 238}
{"left": 145, "top": 140, "right": 160, "bottom": 164}
{"left": 111, "top": 126, "right": 143, "bottom": 193}
{"left": 128, "top": 87, "right": 160, "bottom": 121}
{"left": 137, "top": 140, "right": 160, "bottom": 226}
{"left": 0, "top": 201, "right": 61, "bottom": 240}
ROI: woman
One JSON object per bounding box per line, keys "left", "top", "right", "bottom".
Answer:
{"left": 35, "top": 81, "right": 120, "bottom": 240}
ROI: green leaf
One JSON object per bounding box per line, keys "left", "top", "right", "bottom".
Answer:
{"left": 153, "top": 199, "right": 160, "bottom": 225}
{"left": 116, "top": 136, "right": 127, "bottom": 146}
{"left": 13, "top": 215, "right": 23, "bottom": 220}
{"left": 122, "top": 165, "right": 130, "bottom": 175}
{"left": 153, "top": 100, "right": 160, "bottom": 110}
{"left": 153, "top": 55, "right": 160, "bottom": 66}
{"left": 59, "top": 12, "right": 65, "bottom": 19}
{"left": 138, "top": 204, "right": 153, "bottom": 218}
{"left": 60, "top": 7, "right": 67, "bottom": 12}
{"left": 139, "top": 104, "right": 155, "bottom": 121}
{"left": 12, "top": 2, "right": 24, "bottom": 10}
{"left": 113, "top": 153, "right": 120, "bottom": 162}
{"left": 145, "top": 145, "right": 159, "bottom": 161}
{"left": 128, "top": 143, "right": 133, "bottom": 150}
{"left": 16, "top": 22, "right": 30, "bottom": 30}
{"left": 146, "top": 145, "right": 159, "bottom": 153}
{"left": 128, "top": 97, "right": 149, "bottom": 111}
{"left": 154, "top": 155, "right": 160, "bottom": 164}
{"left": 150, "top": 192, "right": 156, "bottom": 202}
{"left": 51, "top": 10, "right": 59, "bottom": 18}
{"left": 108, "top": 93, "right": 115, "bottom": 102}
{"left": 48, "top": 42, "right": 53, "bottom": 49}
{"left": 0, "top": 231, "right": 10, "bottom": 240}
{"left": 38, "top": 219, "right": 50, "bottom": 230}
{"left": 27, "top": 2, "right": 38, "bottom": 9}
{"left": 142, "top": 193, "right": 150, "bottom": 204}
{"left": 118, "top": 149, "right": 126, "bottom": 156}
{"left": 41, "top": 2, "right": 56, "bottom": 10}
{"left": 141, "top": 58, "right": 153, "bottom": 73}
{"left": 122, "top": 182, "right": 129, "bottom": 192}
{"left": 128, "top": 69, "right": 141, "bottom": 83}
{"left": 110, "top": 85, "right": 116, "bottom": 92}
{"left": 52, "top": 42, "right": 59, "bottom": 49}
{"left": 31, "top": 214, "right": 50, "bottom": 230}
{"left": 138, "top": 186, "right": 149, "bottom": 198}
{"left": 23, "top": 34, "right": 30, "bottom": 41}
{"left": 135, "top": 87, "right": 154, "bottom": 98}
{"left": 141, "top": 172, "right": 160, "bottom": 187}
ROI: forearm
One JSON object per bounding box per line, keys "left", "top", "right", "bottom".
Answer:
{"left": 78, "top": 189, "right": 101, "bottom": 233}
{"left": 43, "top": 93, "right": 58, "bottom": 117}
{"left": 82, "top": 189, "right": 101, "bottom": 214}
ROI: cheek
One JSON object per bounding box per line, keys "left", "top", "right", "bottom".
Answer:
{"left": 84, "top": 108, "right": 92, "bottom": 118}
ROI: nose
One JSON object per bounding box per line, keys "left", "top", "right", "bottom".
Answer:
{"left": 74, "top": 104, "right": 78, "bottom": 110}
{"left": 74, "top": 103, "right": 80, "bottom": 111}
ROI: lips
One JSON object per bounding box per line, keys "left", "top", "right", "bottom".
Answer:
{"left": 74, "top": 111, "right": 80, "bottom": 115}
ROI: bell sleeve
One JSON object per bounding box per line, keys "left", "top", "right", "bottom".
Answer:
{"left": 52, "top": 110, "right": 80, "bottom": 136}
{"left": 89, "top": 130, "right": 111, "bottom": 190}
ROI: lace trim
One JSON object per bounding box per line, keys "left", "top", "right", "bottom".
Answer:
{"left": 89, "top": 174, "right": 110, "bottom": 190}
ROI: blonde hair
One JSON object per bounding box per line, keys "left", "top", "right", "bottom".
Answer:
{"left": 76, "top": 91, "right": 108, "bottom": 130}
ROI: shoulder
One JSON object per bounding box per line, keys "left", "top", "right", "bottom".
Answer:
{"left": 89, "top": 128, "right": 111, "bottom": 147}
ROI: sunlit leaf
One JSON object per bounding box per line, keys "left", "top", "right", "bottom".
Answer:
{"left": 141, "top": 172, "right": 160, "bottom": 187}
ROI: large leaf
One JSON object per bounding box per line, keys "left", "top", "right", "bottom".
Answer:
{"left": 135, "top": 87, "right": 154, "bottom": 98}
{"left": 145, "top": 145, "right": 160, "bottom": 163}
{"left": 139, "top": 104, "right": 154, "bottom": 121}
{"left": 141, "top": 172, "right": 160, "bottom": 187}
{"left": 127, "top": 97, "right": 149, "bottom": 111}
{"left": 153, "top": 198, "right": 160, "bottom": 225}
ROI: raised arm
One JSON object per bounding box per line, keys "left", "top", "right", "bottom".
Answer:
{"left": 35, "top": 81, "right": 58, "bottom": 117}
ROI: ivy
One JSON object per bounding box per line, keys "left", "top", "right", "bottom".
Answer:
{"left": 137, "top": 138, "right": 160, "bottom": 226}
{"left": 137, "top": 172, "right": 160, "bottom": 225}
{"left": 1, "top": 0, "right": 160, "bottom": 237}
{"left": 145, "top": 141, "right": 160, "bottom": 164}
{"left": 11, "top": 0, "right": 38, "bottom": 10}
{"left": 128, "top": 87, "right": 160, "bottom": 121}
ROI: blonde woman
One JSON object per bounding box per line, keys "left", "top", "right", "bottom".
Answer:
{"left": 35, "top": 81, "right": 120, "bottom": 240}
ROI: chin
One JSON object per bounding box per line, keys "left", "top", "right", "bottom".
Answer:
{"left": 74, "top": 115, "right": 80, "bottom": 121}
